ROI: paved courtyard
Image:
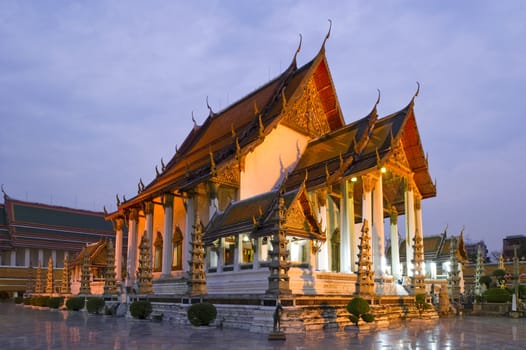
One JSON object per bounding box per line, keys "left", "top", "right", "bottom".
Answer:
{"left": 1, "top": 302, "right": 525, "bottom": 349}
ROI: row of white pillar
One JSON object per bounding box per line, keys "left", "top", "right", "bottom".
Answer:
{"left": 0, "top": 248, "right": 62, "bottom": 268}
{"left": 316, "top": 173, "right": 423, "bottom": 279}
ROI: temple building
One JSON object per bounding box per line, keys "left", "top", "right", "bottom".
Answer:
{"left": 106, "top": 32, "right": 436, "bottom": 298}
{"left": 0, "top": 190, "right": 118, "bottom": 295}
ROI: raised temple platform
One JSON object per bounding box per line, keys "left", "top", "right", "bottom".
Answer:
{"left": 146, "top": 294, "right": 439, "bottom": 334}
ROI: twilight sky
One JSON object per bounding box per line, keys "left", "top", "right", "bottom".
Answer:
{"left": 0, "top": 1, "right": 524, "bottom": 254}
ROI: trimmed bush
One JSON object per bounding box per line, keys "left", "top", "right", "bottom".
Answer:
{"left": 34, "top": 296, "right": 50, "bottom": 307}
{"left": 415, "top": 293, "right": 431, "bottom": 314}
{"left": 86, "top": 297, "right": 105, "bottom": 314}
{"left": 484, "top": 288, "right": 511, "bottom": 303}
{"left": 66, "top": 297, "right": 85, "bottom": 311}
{"left": 187, "top": 302, "right": 217, "bottom": 326}
{"left": 23, "top": 297, "right": 31, "bottom": 305}
{"left": 346, "top": 297, "right": 374, "bottom": 327}
{"left": 479, "top": 275, "right": 492, "bottom": 289}
{"left": 14, "top": 297, "right": 24, "bottom": 304}
{"left": 0, "top": 291, "right": 9, "bottom": 299}
{"left": 47, "top": 297, "right": 64, "bottom": 309}
{"left": 129, "top": 300, "right": 153, "bottom": 319}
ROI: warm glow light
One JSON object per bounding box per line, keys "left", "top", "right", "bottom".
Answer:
{"left": 351, "top": 177, "right": 357, "bottom": 182}
{"left": 381, "top": 167, "right": 387, "bottom": 173}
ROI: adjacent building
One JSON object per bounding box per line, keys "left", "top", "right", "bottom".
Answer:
{"left": 0, "top": 191, "right": 121, "bottom": 295}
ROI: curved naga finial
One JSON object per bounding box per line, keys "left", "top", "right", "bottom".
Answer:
{"left": 116, "top": 194, "right": 121, "bottom": 206}
{"left": 322, "top": 19, "right": 332, "bottom": 48}
{"left": 413, "top": 81, "right": 420, "bottom": 100}
{"left": 206, "top": 96, "right": 214, "bottom": 116}
{"left": 293, "top": 33, "right": 302, "bottom": 63}
{"left": 191, "top": 111, "right": 197, "bottom": 127}
{"left": 0, "top": 184, "right": 6, "bottom": 196}
{"left": 375, "top": 88, "right": 381, "bottom": 107}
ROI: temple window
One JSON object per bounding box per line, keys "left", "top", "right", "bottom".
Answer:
{"left": 172, "top": 226, "right": 183, "bottom": 270}
{"left": 289, "top": 238, "right": 308, "bottom": 264}
{"left": 223, "top": 236, "right": 236, "bottom": 267}
{"left": 207, "top": 240, "right": 219, "bottom": 272}
{"left": 154, "top": 231, "right": 163, "bottom": 272}
{"left": 241, "top": 234, "right": 254, "bottom": 264}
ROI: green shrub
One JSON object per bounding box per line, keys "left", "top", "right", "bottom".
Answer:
{"left": 47, "top": 297, "right": 64, "bottom": 309}
{"left": 129, "top": 300, "right": 153, "bottom": 319}
{"left": 66, "top": 297, "right": 85, "bottom": 311}
{"left": 23, "top": 297, "right": 31, "bottom": 305}
{"left": 14, "top": 296, "right": 24, "bottom": 304}
{"left": 0, "top": 291, "right": 9, "bottom": 299}
{"left": 86, "top": 297, "right": 105, "bottom": 314}
{"left": 415, "top": 293, "right": 431, "bottom": 314}
{"left": 484, "top": 288, "right": 511, "bottom": 303}
{"left": 35, "top": 296, "right": 50, "bottom": 307}
{"left": 187, "top": 302, "right": 217, "bottom": 326}
{"left": 346, "top": 297, "right": 374, "bottom": 327}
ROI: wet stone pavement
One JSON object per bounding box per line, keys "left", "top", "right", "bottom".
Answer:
{"left": 1, "top": 302, "right": 525, "bottom": 349}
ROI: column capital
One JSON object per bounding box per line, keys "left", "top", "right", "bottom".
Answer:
{"left": 362, "top": 173, "right": 378, "bottom": 193}
{"left": 114, "top": 217, "right": 125, "bottom": 231}
{"left": 144, "top": 201, "right": 154, "bottom": 215}
{"left": 414, "top": 196, "right": 422, "bottom": 210}
{"left": 128, "top": 208, "right": 139, "bottom": 222}
{"left": 389, "top": 205, "right": 398, "bottom": 224}
{"left": 163, "top": 192, "right": 174, "bottom": 208}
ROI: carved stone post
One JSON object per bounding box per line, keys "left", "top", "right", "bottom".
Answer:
{"left": 104, "top": 240, "right": 118, "bottom": 295}
{"left": 266, "top": 191, "right": 291, "bottom": 295}
{"left": 355, "top": 220, "right": 375, "bottom": 295}
{"left": 114, "top": 217, "right": 124, "bottom": 282}
{"left": 187, "top": 195, "right": 207, "bottom": 296}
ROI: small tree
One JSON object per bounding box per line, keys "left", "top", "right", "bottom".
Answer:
{"left": 346, "top": 297, "right": 374, "bottom": 328}
{"left": 86, "top": 297, "right": 105, "bottom": 314}
{"left": 415, "top": 293, "right": 432, "bottom": 315}
{"left": 479, "top": 275, "right": 492, "bottom": 289}
{"left": 187, "top": 302, "right": 217, "bottom": 326}
{"left": 129, "top": 300, "right": 153, "bottom": 319}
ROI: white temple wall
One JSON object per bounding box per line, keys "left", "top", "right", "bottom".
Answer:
{"left": 240, "top": 124, "right": 308, "bottom": 200}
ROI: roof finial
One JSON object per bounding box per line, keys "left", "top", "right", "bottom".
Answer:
{"left": 191, "top": 111, "right": 197, "bottom": 127}
{"left": 322, "top": 19, "right": 332, "bottom": 48}
{"left": 206, "top": 96, "right": 214, "bottom": 116}
{"left": 258, "top": 113, "right": 265, "bottom": 138}
{"left": 375, "top": 88, "right": 381, "bottom": 107}
{"left": 412, "top": 81, "right": 420, "bottom": 102}
{"left": 1, "top": 184, "right": 6, "bottom": 197}
{"left": 293, "top": 33, "right": 302, "bottom": 63}
{"left": 253, "top": 100, "right": 259, "bottom": 115}
{"left": 116, "top": 194, "right": 121, "bottom": 206}
{"left": 161, "top": 158, "right": 166, "bottom": 171}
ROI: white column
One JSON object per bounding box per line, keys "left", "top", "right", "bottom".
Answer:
{"left": 253, "top": 238, "right": 261, "bottom": 269}
{"left": 390, "top": 207, "right": 401, "bottom": 280}
{"left": 51, "top": 250, "right": 57, "bottom": 268}
{"left": 38, "top": 249, "right": 44, "bottom": 266}
{"left": 372, "top": 174, "right": 385, "bottom": 278}
{"left": 126, "top": 208, "right": 139, "bottom": 287}
{"left": 114, "top": 217, "right": 124, "bottom": 282}
{"left": 217, "top": 238, "right": 224, "bottom": 273}
{"left": 405, "top": 181, "right": 415, "bottom": 277}
{"left": 144, "top": 202, "right": 154, "bottom": 266}
{"left": 316, "top": 189, "right": 329, "bottom": 271}
{"left": 234, "top": 235, "right": 241, "bottom": 272}
{"left": 161, "top": 193, "right": 174, "bottom": 277}
{"left": 24, "top": 248, "right": 30, "bottom": 267}
{"left": 10, "top": 250, "right": 16, "bottom": 266}
{"left": 340, "top": 180, "right": 352, "bottom": 273}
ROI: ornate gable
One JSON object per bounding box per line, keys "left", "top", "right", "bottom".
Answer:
{"left": 281, "top": 79, "right": 331, "bottom": 138}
